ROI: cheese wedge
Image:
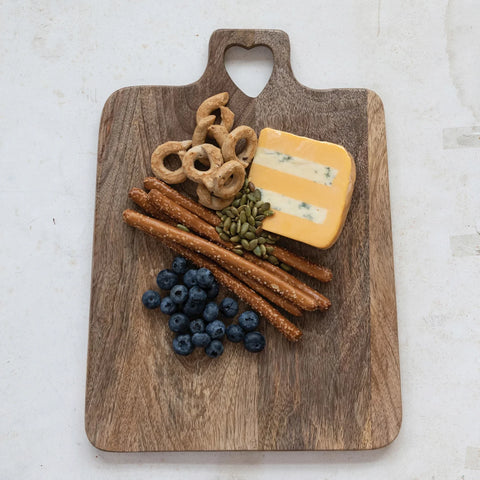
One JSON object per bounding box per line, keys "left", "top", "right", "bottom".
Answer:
{"left": 248, "top": 128, "right": 356, "bottom": 249}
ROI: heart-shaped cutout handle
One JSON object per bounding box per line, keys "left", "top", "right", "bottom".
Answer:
{"left": 224, "top": 45, "right": 274, "bottom": 98}
{"left": 204, "top": 29, "right": 294, "bottom": 96}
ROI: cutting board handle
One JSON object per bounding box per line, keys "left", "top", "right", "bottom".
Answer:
{"left": 206, "top": 29, "right": 293, "bottom": 83}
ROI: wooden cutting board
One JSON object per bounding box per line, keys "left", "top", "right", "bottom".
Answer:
{"left": 85, "top": 29, "right": 401, "bottom": 451}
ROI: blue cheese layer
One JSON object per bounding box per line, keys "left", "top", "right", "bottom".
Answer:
{"left": 253, "top": 147, "right": 338, "bottom": 187}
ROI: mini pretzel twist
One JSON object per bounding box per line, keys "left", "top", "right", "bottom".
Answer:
{"left": 196, "top": 93, "right": 234, "bottom": 132}
{"left": 207, "top": 124, "right": 229, "bottom": 147}
{"left": 221, "top": 126, "right": 258, "bottom": 168}
{"left": 203, "top": 160, "right": 246, "bottom": 199}
{"left": 151, "top": 140, "right": 192, "bottom": 184}
{"left": 192, "top": 115, "right": 216, "bottom": 147}
{"left": 196, "top": 183, "right": 235, "bottom": 210}
{"left": 182, "top": 144, "right": 224, "bottom": 184}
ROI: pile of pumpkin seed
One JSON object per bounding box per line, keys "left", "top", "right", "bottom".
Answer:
{"left": 215, "top": 179, "right": 291, "bottom": 271}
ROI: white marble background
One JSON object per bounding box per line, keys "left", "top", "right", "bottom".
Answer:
{"left": 1, "top": 1, "right": 479, "bottom": 479}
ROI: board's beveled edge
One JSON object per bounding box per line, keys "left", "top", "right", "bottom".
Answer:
{"left": 367, "top": 90, "right": 402, "bottom": 449}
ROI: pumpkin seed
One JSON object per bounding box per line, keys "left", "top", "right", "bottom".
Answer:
{"left": 240, "top": 223, "right": 250, "bottom": 236}
{"left": 252, "top": 206, "right": 258, "bottom": 217}
{"left": 247, "top": 193, "right": 256, "bottom": 202}
{"left": 230, "top": 223, "right": 237, "bottom": 235}
{"left": 248, "top": 239, "right": 258, "bottom": 249}
{"left": 232, "top": 248, "right": 244, "bottom": 255}
{"left": 221, "top": 208, "right": 229, "bottom": 215}
{"left": 244, "top": 231, "right": 255, "bottom": 240}
{"left": 216, "top": 211, "right": 223, "bottom": 218}
{"left": 253, "top": 246, "right": 262, "bottom": 257}
{"left": 249, "top": 224, "right": 256, "bottom": 233}
{"left": 255, "top": 220, "right": 262, "bottom": 227}
{"left": 255, "top": 214, "right": 265, "bottom": 221}
{"left": 239, "top": 211, "right": 246, "bottom": 223}
{"left": 264, "top": 209, "right": 274, "bottom": 217}
{"left": 176, "top": 224, "right": 190, "bottom": 232}
{"left": 215, "top": 226, "right": 224, "bottom": 234}
{"left": 230, "top": 206, "right": 239, "bottom": 216}
{"left": 260, "top": 244, "right": 267, "bottom": 257}
{"left": 265, "top": 238, "right": 276, "bottom": 244}
{"left": 223, "top": 217, "right": 232, "bottom": 231}
{"left": 259, "top": 203, "right": 270, "bottom": 212}
{"left": 219, "top": 233, "right": 230, "bottom": 242}
{"left": 248, "top": 215, "right": 255, "bottom": 226}
{"left": 280, "top": 263, "right": 292, "bottom": 272}
{"left": 238, "top": 204, "right": 246, "bottom": 212}
{"left": 266, "top": 246, "right": 274, "bottom": 254}
{"left": 232, "top": 199, "right": 240, "bottom": 207}
{"left": 253, "top": 189, "right": 261, "bottom": 201}
{"left": 255, "top": 200, "right": 263, "bottom": 208}
{"left": 237, "top": 219, "right": 242, "bottom": 233}
{"left": 257, "top": 237, "right": 266, "bottom": 244}
{"left": 245, "top": 205, "right": 251, "bottom": 217}
{"left": 230, "top": 235, "right": 240, "bottom": 243}
{"left": 240, "top": 194, "right": 247, "bottom": 205}
{"left": 267, "top": 255, "right": 279, "bottom": 265}
{"left": 235, "top": 191, "right": 243, "bottom": 199}
{"left": 241, "top": 239, "right": 250, "bottom": 250}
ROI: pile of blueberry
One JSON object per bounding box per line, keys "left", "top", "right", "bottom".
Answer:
{"left": 141, "top": 256, "right": 266, "bottom": 358}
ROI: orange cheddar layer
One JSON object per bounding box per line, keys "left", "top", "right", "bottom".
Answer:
{"left": 249, "top": 128, "right": 356, "bottom": 249}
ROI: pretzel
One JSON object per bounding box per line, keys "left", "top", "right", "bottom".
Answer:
{"left": 221, "top": 126, "right": 258, "bottom": 168}
{"left": 151, "top": 140, "right": 192, "bottom": 184}
{"left": 122, "top": 209, "right": 319, "bottom": 311}
{"left": 150, "top": 234, "right": 302, "bottom": 342}
{"left": 145, "top": 187, "right": 330, "bottom": 310}
{"left": 182, "top": 144, "right": 223, "bottom": 184}
{"left": 202, "top": 160, "right": 246, "bottom": 199}
{"left": 192, "top": 115, "right": 216, "bottom": 147}
{"left": 196, "top": 93, "right": 234, "bottom": 131}
{"left": 206, "top": 124, "right": 229, "bottom": 147}
{"left": 144, "top": 177, "right": 220, "bottom": 225}
{"left": 196, "top": 183, "right": 234, "bottom": 210}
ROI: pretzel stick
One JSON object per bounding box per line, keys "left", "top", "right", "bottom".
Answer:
{"left": 123, "top": 210, "right": 322, "bottom": 311}
{"left": 157, "top": 238, "right": 302, "bottom": 342}
{"left": 272, "top": 246, "right": 333, "bottom": 283}
{"left": 144, "top": 177, "right": 219, "bottom": 226}
{"left": 129, "top": 189, "right": 302, "bottom": 316}
{"left": 146, "top": 189, "right": 329, "bottom": 310}
{"left": 144, "top": 176, "right": 332, "bottom": 282}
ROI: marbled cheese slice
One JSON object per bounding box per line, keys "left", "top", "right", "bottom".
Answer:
{"left": 248, "top": 128, "right": 356, "bottom": 249}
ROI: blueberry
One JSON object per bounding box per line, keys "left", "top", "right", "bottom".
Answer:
{"left": 196, "top": 267, "right": 214, "bottom": 289}
{"left": 206, "top": 281, "right": 220, "bottom": 299}
{"left": 160, "top": 296, "right": 177, "bottom": 315}
{"left": 171, "top": 256, "right": 188, "bottom": 275}
{"left": 226, "top": 324, "right": 245, "bottom": 343}
{"left": 202, "top": 302, "right": 219, "bottom": 323}
{"left": 188, "top": 286, "right": 207, "bottom": 304}
{"left": 173, "top": 334, "right": 194, "bottom": 356}
{"left": 183, "top": 269, "right": 198, "bottom": 288}
{"left": 205, "top": 320, "right": 226, "bottom": 340}
{"left": 238, "top": 311, "right": 259, "bottom": 332}
{"left": 168, "top": 313, "right": 189, "bottom": 333}
{"left": 170, "top": 284, "right": 188, "bottom": 304}
{"left": 141, "top": 290, "right": 161, "bottom": 309}
{"left": 205, "top": 339, "right": 224, "bottom": 358}
{"left": 244, "top": 331, "right": 266, "bottom": 353}
{"left": 156, "top": 269, "right": 178, "bottom": 290}
{"left": 219, "top": 297, "right": 239, "bottom": 318}
{"left": 189, "top": 318, "right": 205, "bottom": 334}
{"left": 192, "top": 332, "right": 211, "bottom": 348}
{"left": 182, "top": 298, "right": 206, "bottom": 317}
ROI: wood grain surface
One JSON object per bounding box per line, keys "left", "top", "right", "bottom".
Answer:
{"left": 85, "top": 29, "right": 401, "bottom": 451}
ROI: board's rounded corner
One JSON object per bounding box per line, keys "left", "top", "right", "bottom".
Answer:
{"left": 85, "top": 420, "right": 114, "bottom": 453}
{"left": 371, "top": 413, "right": 402, "bottom": 450}
{"left": 365, "top": 89, "right": 385, "bottom": 112}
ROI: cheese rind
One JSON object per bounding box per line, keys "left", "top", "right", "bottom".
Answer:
{"left": 249, "top": 128, "right": 356, "bottom": 249}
